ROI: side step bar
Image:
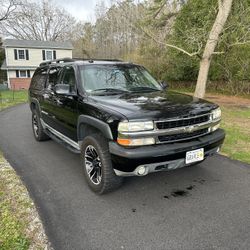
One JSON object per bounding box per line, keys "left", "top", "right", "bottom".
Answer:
{"left": 41, "top": 119, "right": 80, "bottom": 154}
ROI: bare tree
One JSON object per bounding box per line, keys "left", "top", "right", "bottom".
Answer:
{"left": 93, "top": 0, "right": 145, "bottom": 59}
{"left": 0, "top": 0, "right": 19, "bottom": 22}
{"left": 0, "top": 0, "right": 78, "bottom": 41}
{"left": 194, "top": 0, "right": 233, "bottom": 98}
{"left": 72, "top": 22, "right": 96, "bottom": 58}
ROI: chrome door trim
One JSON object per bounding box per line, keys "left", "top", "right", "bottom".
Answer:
{"left": 41, "top": 119, "right": 80, "bottom": 150}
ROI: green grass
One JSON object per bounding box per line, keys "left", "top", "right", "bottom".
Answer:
{"left": 0, "top": 90, "right": 28, "bottom": 110}
{"left": 220, "top": 107, "right": 250, "bottom": 164}
{"left": 0, "top": 154, "right": 31, "bottom": 250}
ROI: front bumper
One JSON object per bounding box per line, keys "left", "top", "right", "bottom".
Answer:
{"left": 109, "top": 129, "right": 225, "bottom": 176}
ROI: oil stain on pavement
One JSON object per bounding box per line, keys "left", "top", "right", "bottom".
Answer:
{"left": 163, "top": 178, "right": 208, "bottom": 199}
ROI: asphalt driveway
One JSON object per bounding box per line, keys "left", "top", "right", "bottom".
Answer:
{"left": 0, "top": 104, "right": 250, "bottom": 250}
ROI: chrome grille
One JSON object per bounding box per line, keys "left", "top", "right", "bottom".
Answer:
{"left": 156, "top": 114, "right": 210, "bottom": 130}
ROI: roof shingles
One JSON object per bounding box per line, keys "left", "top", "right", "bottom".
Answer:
{"left": 2, "top": 39, "right": 73, "bottom": 49}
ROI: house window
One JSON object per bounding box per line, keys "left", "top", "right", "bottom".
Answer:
{"left": 42, "top": 50, "right": 56, "bottom": 61}
{"left": 16, "top": 70, "right": 31, "bottom": 78}
{"left": 19, "top": 70, "right": 27, "bottom": 77}
{"left": 46, "top": 50, "right": 53, "bottom": 60}
{"left": 18, "top": 49, "right": 25, "bottom": 60}
{"left": 14, "top": 49, "right": 29, "bottom": 60}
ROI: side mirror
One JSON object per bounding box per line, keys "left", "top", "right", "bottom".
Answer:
{"left": 54, "top": 84, "right": 76, "bottom": 96}
{"left": 159, "top": 81, "right": 169, "bottom": 90}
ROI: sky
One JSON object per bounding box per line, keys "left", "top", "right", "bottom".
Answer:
{"left": 54, "top": 0, "right": 109, "bottom": 23}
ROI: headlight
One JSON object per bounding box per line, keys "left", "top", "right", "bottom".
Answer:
{"left": 117, "top": 137, "right": 155, "bottom": 146}
{"left": 212, "top": 108, "right": 221, "bottom": 120}
{"left": 118, "top": 121, "right": 154, "bottom": 132}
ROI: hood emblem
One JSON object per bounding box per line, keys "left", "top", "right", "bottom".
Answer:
{"left": 185, "top": 125, "right": 195, "bottom": 133}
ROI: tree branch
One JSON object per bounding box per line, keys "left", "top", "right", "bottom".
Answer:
{"left": 153, "top": 1, "right": 167, "bottom": 19}
{"left": 139, "top": 26, "right": 201, "bottom": 57}
{"left": 0, "top": 0, "right": 17, "bottom": 22}
{"left": 212, "top": 51, "right": 225, "bottom": 54}
{"left": 228, "top": 41, "right": 250, "bottom": 47}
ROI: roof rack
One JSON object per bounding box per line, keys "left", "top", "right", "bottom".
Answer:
{"left": 39, "top": 57, "right": 74, "bottom": 67}
{"left": 73, "top": 58, "right": 123, "bottom": 62}
{"left": 39, "top": 57, "right": 124, "bottom": 67}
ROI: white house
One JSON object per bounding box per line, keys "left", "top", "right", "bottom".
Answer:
{"left": 1, "top": 39, "right": 73, "bottom": 89}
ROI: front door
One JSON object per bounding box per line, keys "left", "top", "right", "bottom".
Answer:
{"left": 52, "top": 66, "right": 79, "bottom": 141}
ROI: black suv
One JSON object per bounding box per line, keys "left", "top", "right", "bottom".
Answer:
{"left": 29, "top": 58, "right": 225, "bottom": 194}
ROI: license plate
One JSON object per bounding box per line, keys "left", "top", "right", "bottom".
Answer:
{"left": 185, "top": 148, "right": 204, "bottom": 164}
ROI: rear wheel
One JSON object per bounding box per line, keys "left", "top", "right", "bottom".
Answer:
{"left": 32, "top": 110, "right": 50, "bottom": 141}
{"left": 81, "top": 133, "right": 123, "bottom": 194}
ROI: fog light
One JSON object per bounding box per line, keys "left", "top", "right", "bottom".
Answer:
{"left": 137, "top": 166, "right": 146, "bottom": 176}
{"left": 211, "top": 123, "right": 220, "bottom": 132}
{"left": 216, "top": 147, "right": 220, "bottom": 153}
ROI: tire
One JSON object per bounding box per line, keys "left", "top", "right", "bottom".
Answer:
{"left": 32, "top": 110, "right": 50, "bottom": 141}
{"left": 81, "top": 133, "right": 123, "bottom": 194}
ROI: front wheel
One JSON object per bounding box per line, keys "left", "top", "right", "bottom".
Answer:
{"left": 81, "top": 134, "right": 123, "bottom": 194}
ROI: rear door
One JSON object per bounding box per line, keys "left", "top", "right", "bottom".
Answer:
{"left": 29, "top": 67, "right": 50, "bottom": 120}
{"left": 40, "top": 66, "right": 62, "bottom": 128}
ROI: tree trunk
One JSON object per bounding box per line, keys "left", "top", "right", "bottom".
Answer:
{"left": 194, "top": 0, "right": 233, "bottom": 98}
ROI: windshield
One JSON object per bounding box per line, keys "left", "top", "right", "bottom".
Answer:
{"left": 79, "top": 64, "right": 162, "bottom": 94}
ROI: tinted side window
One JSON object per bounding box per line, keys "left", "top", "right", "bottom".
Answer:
{"left": 60, "top": 66, "right": 76, "bottom": 93}
{"left": 46, "top": 67, "right": 61, "bottom": 90}
{"left": 30, "top": 68, "right": 48, "bottom": 90}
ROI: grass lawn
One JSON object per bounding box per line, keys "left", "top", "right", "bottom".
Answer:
{"left": 0, "top": 153, "right": 31, "bottom": 249}
{"left": 220, "top": 107, "right": 250, "bottom": 164}
{"left": 0, "top": 153, "right": 49, "bottom": 250}
{"left": 0, "top": 90, "right": 28, "bottom": 110}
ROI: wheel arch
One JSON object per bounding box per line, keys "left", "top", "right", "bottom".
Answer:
{"left": 77, "top": 115, "right": 113, "bottom": 143}
{"left": 30, "top": 98, "right": 41, "bottom": 116}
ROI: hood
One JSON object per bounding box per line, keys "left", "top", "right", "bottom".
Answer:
{"left": 88, "top": 90, "right": 218, "bottom": 121}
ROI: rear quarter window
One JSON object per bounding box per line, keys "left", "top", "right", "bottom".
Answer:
{"left": 30, "top": 68, "right": 48, "bottom": 91}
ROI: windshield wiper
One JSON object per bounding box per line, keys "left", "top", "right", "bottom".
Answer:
{"left": 129, "top": 86, "right": 160, "bottom": 92}
{"left": 90, "top": 88, "right": 129, "bottom": 95}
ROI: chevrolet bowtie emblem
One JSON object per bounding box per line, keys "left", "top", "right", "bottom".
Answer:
{"left": 185, "top": 126, "right": 195, "bottom": 133}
